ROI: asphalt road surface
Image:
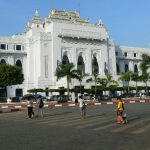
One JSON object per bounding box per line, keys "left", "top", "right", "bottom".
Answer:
{"left": 0, "top": 103, "right": 150, "bottom": 150}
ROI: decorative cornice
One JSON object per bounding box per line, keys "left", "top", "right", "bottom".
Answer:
{"left": 58, "top": 29, "right": 105, "bottom": 41}
{"left": 46, "top": 9, "right": 89, "bottom": 24}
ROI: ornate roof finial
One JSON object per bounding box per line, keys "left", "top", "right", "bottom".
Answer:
{"left": 35, "top": 9, "right": 40, "bottom": 17}
{"left": 97, "top": 19, "right": 104, "bottom": 26}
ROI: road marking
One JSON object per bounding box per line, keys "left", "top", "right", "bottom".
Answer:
{"left": 77, "top": 117, "right": 113, "bottom": 129}
{"left": 132, "top": 124, "right": 150, "bottom": 134}
{"left": 93, "top": 122, "right": 116, "bottom": 131}
{"left": 37, "top": 115, "right": 79, "bottom": 125}
{"left": 62, "top": 116, "right": 107, "bottom": 127}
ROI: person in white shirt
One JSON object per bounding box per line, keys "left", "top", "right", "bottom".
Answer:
{"left": 7, "top": 97, "right": 11, "bottom": 103}
{"left": 79, "top": 95, "right": 86, "bottom": 119}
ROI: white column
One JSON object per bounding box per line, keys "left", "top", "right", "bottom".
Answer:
{"left": 86, "top": 48, "right": 92, "bottom": 74}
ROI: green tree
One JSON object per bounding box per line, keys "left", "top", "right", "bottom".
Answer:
{"left": 0, "top": 63, "right": 24, "bottom": 96}
{"left": 55, "top": 63, "right": 78, "bottom": 96}
{"left": 140, "top": 54, "right": 150, "bottom": 74}
{"left": 101, "top": 73, "right": 118, "bottom": 96}
{"left": 119, "top": 70, "right": 133, "bottom": 94}
{"left": 131, "top": 73, "right": 141, "bottom": 94}
{"left": 86, "top": 73, "right": 101, "bottom": 97}
{"left": 140, "top": 73, "right": 149, "bottom": 94}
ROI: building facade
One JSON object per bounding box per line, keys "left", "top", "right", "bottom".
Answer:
{"left": 0, "top": 9, "right": 149, "bottom": 97}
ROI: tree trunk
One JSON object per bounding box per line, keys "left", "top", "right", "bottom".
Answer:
{"left": 136, "top": 81, "right": 137, "bottom": 94}
{"left": 80, "top": 82, "right": 82, "bottom": 94}
{"left": 145, "top": 82, "right": 148, "bottom": 95}
{"left": 95, "top": 81, "right": 96, "bottom": 98}
{"left": 128, "top": 81, "right": 130, "bottom": 94}
{"left": 67, "top": 77, "right": 70, "bottom": 96}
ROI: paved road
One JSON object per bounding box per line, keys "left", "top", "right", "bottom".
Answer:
{"left": 0, "top": 103, "right": 150, "bottom": 150}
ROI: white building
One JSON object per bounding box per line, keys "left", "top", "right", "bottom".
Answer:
{"left": 0, "top": 9, "right": 149, "bottom": 97}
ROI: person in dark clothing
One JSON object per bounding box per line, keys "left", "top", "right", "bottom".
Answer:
{"left": 27, "top": 99, "right": 34, "bottom": 119}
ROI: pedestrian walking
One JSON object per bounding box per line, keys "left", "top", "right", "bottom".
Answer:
{"left": 116, "top": 98, "right": 125, "bottom": 124}
{"left": 27, "top": 98, "right": 34, "bottom": 119}
{"left": 79, "top": 95, "right": 86, "bottom": 119}
{"left": 37, "top": 98, "right": 44, "bottom": 117}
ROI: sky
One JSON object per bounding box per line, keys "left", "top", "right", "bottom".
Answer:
{"left": 0, "top": 0, "right": 150, "bottom": 48}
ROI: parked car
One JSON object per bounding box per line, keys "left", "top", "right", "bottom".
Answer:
{"left": 98, "top": 96, "right": 112, "bottom": 102}
{"left": 11, "top": 97, "right": 20, "bottom": 102}
{"left": 49, "top": 95, "right": 70, "bottom": 104}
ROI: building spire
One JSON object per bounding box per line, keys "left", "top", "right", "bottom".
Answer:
{"left": 35, "top": 9, "right": 40, "bottom": 17}
{"left": 97, "top": 19, "right": 104, "bottom": 26}
{"left": 31, "top": 9, "right": 42, "bottom": 23}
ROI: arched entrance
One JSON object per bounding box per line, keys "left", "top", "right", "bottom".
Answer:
{"left": 116, "top": 63, "right": 120, "bottom": 75}
{"left": 0, "top": 59, "right": 6, "bottom": 64}
{"left": 16, "top": 60, "right": 22, "bottom": 68}
{"left": 92, "top": 56, "right": 99, "bottom": 74}
{"left": 134, "top": 64, "right": 138, "bottom": 73}
{"left": 77, "top": 55, "right": 85, "bottom": 74}
{"left": 125, "top": 64, "right": 129, "bottom": 72}
{"left": 62, "top": 55, "right": 69, "bottom": 65}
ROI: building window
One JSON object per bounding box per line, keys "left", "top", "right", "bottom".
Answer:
{"left": 134, "top": 53, "right": 137, "bottom": 57}
{"left": 15, "top": 89, "right": 23, "bottom": 97}
{"left": 0, "top": 44, "right": 6, "bottom": 50}
{"left": 124, "top": 52, "right": 127, "bottom": 57}
{"left": 125, "top": 64, "right": 129, "bottom": 72}
{"left": 116, "top": 64, "right": 120, "bottom": 75}
{"left": 16, "top": 45, "right": 21, "bottom": 50}
{"left": 115, "top": 51, "right": 118, "bottom": 56}
{"left": 134, "top": 64, "right": 138, "bottom": 73}
{"left": 16, "top": 60, "right": 22, "bottom": 68}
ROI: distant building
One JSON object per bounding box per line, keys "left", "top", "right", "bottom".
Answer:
{"left": 0, "top": 9, "right": 149, "bottom": 97}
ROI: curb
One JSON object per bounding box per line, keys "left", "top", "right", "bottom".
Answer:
{"left": 0, "top": 99, "right": 150, "bottom": 113}
{"left": 0, "top": 108, "right": 21, "bottom": 113}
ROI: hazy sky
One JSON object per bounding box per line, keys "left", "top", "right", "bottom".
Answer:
{"left": 0, "top": 0, "right": 150, "bottom": 48}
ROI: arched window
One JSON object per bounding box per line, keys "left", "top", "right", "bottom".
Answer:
{"left": 62, "top": 55, "right": 69, "bottom": 65}
{"left": 77, "top": 55, "right": 85, "bottom": 74}
{"left": 92, "top": 56, "right": 99, "bottom": 74}
{"left": 16, "top": 60, "right": 22, "bottom": 68}
{"left": 0, "top": 59, "right": 6, "bottom": 64}
{"left": 134, "top": 64, "right": 138, "bottom": 73}
{"left": 116, "top": 64, "right": 120, "bottom": 74}
{"left": 125, "top": 64, "right": 129, "bottom": 72}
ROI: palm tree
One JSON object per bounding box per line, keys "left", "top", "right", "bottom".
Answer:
{"left": 131, "top": 73, "right": 141, "bottom": 94}
{"left": 140, "top": 54, "right": 150, "bottom": 74}
{"left": 75, "top": 70, "right": 89, "bottom": 94}
{"left": 140, "top": 73, "right": 150, "bottom": 95}
{"left": 101, "top": 73, "right": 118, "bottom": 96}
{"left": 119, "top": 70, "right": 133, "bottom": 94}
{"left": 55, "top": 63, "right": 78, "bottom": 96}
{"left": 86, "top": 73, "right": 101, "bottom": 97}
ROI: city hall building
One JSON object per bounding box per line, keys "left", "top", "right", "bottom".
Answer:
{"left": 0, "top": 9, "right": 149, "bottom": 97}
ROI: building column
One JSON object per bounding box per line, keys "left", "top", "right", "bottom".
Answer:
{"left": 129, "top": 61, "right": 134, "bottom": 72}
{"left": 86, "top": 48, "right": 92, "bottom": 74}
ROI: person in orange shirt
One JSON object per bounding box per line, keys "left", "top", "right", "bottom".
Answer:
{"left": 116, "top": 98, "right": 125, "bottom": 124}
